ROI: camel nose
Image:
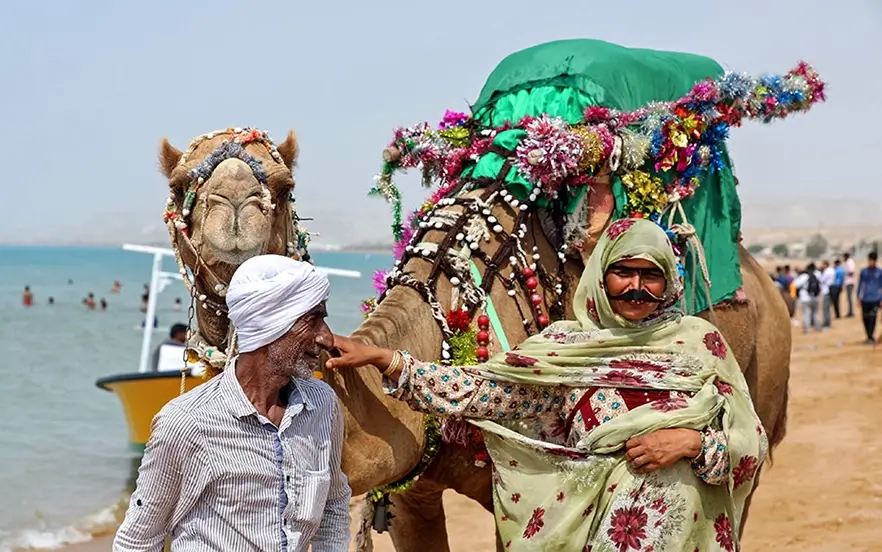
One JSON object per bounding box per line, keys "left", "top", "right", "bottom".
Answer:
{"left": 206, "top": 159, "right": 263, "bottom": 210}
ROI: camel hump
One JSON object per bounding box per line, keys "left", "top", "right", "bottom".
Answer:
{"left": 473, "top": 39, "right": 724, "bottom": 124}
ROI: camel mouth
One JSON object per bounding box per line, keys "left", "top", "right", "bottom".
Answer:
{"left": 199, "top": 212, "right": 272, "bottom": 266}
{"left": 208, "top": 242, "right": 265, "bottom": 266}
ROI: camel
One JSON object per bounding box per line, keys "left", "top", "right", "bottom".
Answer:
{"left": 323, "top": 173, "right": 791, "bottom": 551}
{"left": 158, "top": 127, "right": 302, "bottom": 366}
{"left": 326, "top": 41, "right": 825, "bottom": 551}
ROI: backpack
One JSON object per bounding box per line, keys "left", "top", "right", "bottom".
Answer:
{"left": 806, "top": 272, "right": 821, "bottom": 297}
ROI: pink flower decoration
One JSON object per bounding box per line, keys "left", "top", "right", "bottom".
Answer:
{"left": 372, "top": 270, "right": 389, "bottom": 296}
{"left": 688, "top": 80, "right": 720, "bottom": 103}
{"left": 439, "top": 110, "right": 469, "bottom": 129}
{"left": 583, "top": 106, "right": 612, "bottom": 123}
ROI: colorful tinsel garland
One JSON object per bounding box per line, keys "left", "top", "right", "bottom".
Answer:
{"left": 369, "top": 61, "right": 825, "bottom": 249}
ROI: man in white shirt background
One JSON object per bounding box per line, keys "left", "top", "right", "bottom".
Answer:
{"left": 820, "top": 260, "right": 836, "bottom": 328}
{"left": 843, "top": 252, "right": 857, "bottom": 317}
{"left": 792, "top": 263, "right": 823, "bottom": 334}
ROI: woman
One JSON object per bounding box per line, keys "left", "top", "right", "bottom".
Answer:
{"left": 330, "top": 218, "right": 767, "bottom": 551}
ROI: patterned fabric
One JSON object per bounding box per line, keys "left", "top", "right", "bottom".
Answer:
{"left": 393, "top": 358, "right": 729, "bottom": 485}
{"left": 113, "top": 362, "right": 351, "bottom": 552}
{"left": 392, "top": 218, "right": 766, "bottom": 551}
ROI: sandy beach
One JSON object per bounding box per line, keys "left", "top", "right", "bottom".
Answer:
{"left": 56, "top": 315, "right": 881, "bottom": 552}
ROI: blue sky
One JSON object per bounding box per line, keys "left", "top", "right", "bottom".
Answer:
{"left": 1, "top": 0, "right": 878, "bottom": 245}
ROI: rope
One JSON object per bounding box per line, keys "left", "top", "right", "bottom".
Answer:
{"left": 666, "top": 201, "right": 717, "bottom": 325}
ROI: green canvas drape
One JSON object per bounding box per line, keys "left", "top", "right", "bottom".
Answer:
{"left": 463, "top": 39, "right": 742, "bottom": 314}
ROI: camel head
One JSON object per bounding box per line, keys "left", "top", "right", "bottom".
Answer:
{"left": 159, "top": 127, "right": 303, "bottom": 350}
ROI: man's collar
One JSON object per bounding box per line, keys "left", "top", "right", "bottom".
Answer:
{"left": 222, "top": 359, "right": 313, "bottom": 419}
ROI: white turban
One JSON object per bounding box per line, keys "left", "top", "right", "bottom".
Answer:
{"left": 226, "top": 255, "right": 331, "bottom": 353}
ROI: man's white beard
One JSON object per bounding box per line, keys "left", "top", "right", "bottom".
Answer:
{"left": 290, "top": 357, "right": 316, "bottom": 380}
{"left": 267, "top": 339, "right": 317, "bottom": 380}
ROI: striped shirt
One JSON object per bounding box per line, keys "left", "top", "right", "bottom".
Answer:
{"left": 113, "top": 361, "right": 351, "bottom": 551}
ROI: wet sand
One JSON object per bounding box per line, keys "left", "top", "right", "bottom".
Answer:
{"left": 57, "top": 316, "right": 881, "bottom": 551}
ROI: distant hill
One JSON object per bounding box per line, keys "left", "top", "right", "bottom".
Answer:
{"left": 5, "top": 199, "right": 881, "bottom": 249}
{"left": 739, "top": 199, "right": 882, "bottom": 250}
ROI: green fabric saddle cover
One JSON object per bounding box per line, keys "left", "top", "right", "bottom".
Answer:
{"left": 463, "top": 39, "right": 742, "bottom": 314}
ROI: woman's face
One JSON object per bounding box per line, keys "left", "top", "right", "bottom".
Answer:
{"left": 604, "top": 258, "right": 667, "bottom": 321}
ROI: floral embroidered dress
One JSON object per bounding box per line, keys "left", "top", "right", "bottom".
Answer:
{"left": 388, "top": 218, "right": 768, "bottom": 551}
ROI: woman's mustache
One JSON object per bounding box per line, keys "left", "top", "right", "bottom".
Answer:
{"left": 607, "top": 289, "right": 664, "bottom": 303}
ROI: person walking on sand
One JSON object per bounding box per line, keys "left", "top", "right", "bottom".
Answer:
{"left": 831, "top": 258, "right": 845, "bottom": 319}
{"left": 113, "top": 255, "right": 351, "bottom": 551}
{"left": 844, "top": 252, "right": 857, "bottom": 317}
{"left": 857, "top": 251, "right": 882, "bottom": 344}
{"left": 820, "top": 260, "right": 835, "bottom": 328}
{"left": 793, "top": 263, "right": 822, "bottom": 333}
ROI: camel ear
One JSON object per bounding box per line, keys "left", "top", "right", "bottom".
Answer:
{"left": 277, "top": 130, "right": 299, "bottom": 170}
{"left": 159, "top": 139, "right": 183, "bottom": 178}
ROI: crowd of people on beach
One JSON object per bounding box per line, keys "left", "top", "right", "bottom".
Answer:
{"left": 772, "top": 250, "right": 882, "bottom": 343}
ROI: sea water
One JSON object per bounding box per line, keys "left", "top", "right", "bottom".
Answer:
{"left": 0, "top": 246, "right": 391, "bottom": 551}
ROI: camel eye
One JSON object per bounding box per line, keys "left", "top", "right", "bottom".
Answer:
{"left": 168, "top": 173, "right": 190, "bottom": 192}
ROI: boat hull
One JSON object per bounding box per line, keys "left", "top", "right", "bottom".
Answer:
{"left": 96, "top": 371, "right": 208, "bottom": 451}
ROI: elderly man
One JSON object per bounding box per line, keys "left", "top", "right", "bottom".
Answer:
{"left": 114, "top": 255, "right": 351, "bottom": 551}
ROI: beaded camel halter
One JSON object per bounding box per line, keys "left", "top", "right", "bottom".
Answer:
{"left": 162, "top": 127, "right": 312, "bottom": 378}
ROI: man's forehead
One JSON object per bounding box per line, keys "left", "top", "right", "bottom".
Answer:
{"left": 305, "top": 301, "right": 328, "bottom": 316}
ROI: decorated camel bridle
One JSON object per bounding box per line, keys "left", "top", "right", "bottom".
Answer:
{"left": 162, "top": 127, "right": 312, "bottom": 388}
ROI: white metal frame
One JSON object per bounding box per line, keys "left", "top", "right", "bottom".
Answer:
{"left": 122, "top": 243, "right": 362, "bottom": 374}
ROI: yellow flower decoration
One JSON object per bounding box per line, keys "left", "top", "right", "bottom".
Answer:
{"left": 621, "top": 169, "right": 668, "bottom": 218}
{"left": 573, "top": 125, "right": 605, "bottom": 172}
{"left": 437, "top": 127, "right": 471, "bottom": 148}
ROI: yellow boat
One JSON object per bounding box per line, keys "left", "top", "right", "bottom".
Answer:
{"left": 96, "top": 243, "right": 361, "bottom": 452}
{"left": 96, "top": 370, "right": 206, "bottom": 452}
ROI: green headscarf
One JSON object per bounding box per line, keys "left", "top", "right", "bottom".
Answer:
{"left": 466, "top": 218, "right": 767, "bottom": 551}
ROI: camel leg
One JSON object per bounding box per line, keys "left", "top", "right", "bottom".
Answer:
{"left": 388, "top": 479, "right": 450, "bottom": 552}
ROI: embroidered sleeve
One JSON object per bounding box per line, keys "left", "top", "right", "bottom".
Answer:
{"left": 690, "top": 425, "right": 730, "bottom": 486}
{"left": 385, "top": 353, "right": 565, "bottom": 419}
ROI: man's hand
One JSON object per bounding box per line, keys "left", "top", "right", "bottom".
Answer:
{"left": 325, "top": 335, "right": 392, "bottom": 372}
{"left": 624, "top": 428, "right": 702, "bottom": 474}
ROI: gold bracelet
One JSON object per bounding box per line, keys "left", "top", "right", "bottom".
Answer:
{"left": 382, "top": 350, "right": 401, "bottom": 377}
{"left": 691, "top": 431, "right": 706, "bottom": 462}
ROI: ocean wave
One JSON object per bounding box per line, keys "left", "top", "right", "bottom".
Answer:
{"left": 0, "top": 500, "right": 124, "bottom": 552}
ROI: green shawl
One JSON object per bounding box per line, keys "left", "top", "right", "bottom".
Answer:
{"left": 468, "top": 218, "right": 767, "bottom": 551}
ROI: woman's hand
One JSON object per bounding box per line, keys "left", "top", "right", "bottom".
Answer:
{"left": 624, "top": 428, "right": 702, "bottom": 474}
{"left": 325, "top": 334, "right": 393, "bottom": 372}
